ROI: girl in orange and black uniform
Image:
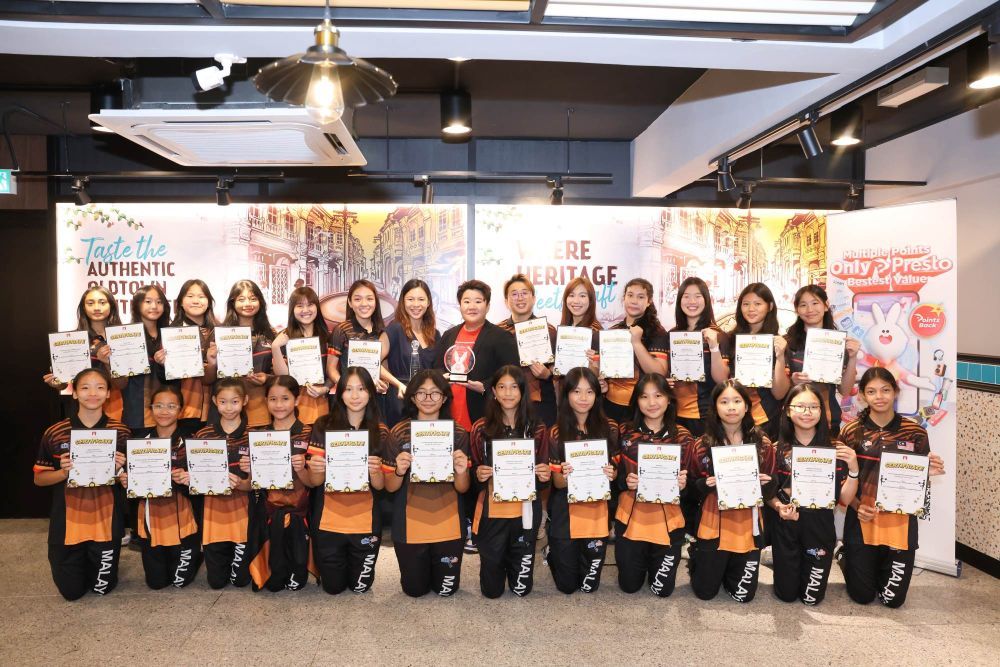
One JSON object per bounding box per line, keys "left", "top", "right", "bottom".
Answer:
{"left": 546, "top": 367, "right": 619, "bottom": 594}
{"left": 272, "top": 286, "right": 336, "bottom": 425}
{"left": 384, "top": 369, "right": 471, "bottom": 598}
{"left": 688, "top": 379, "right": 777, "bottom": 603}
{"left": 840, "top": 367, "right": 945, "bottom": 608}
{"left": 303, "top": 367, "right": 388, "bottom": 595}
{"left": 34, "top": 367, "right": 130, "bottom": 600}
{"left": 221, "top": 280, "right": 275, "bottom": 428}
{"left": 615, "top": 373, "right": 694, "bottom": 598}
{"left": 119, "top": 285, "right": 170, "bottom": 436}
{"left": 470, "top": 365, "right": 550, "bottom": 598}
{"left": 171, "top": 279, "right": 219, "bottom": 432}
{"left": 329, "top": 279, "right": 394, "bottom": 394}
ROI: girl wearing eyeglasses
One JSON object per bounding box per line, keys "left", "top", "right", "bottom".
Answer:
{"left": 383, "top": 369, "right": 471, "bottom": 597}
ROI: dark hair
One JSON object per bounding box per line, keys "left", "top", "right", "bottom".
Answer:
{"left": 213, "top": 376, "right": 247, "bottom": 398}
{"left": 623, "top": 277, "right": 665, "bottom": 346}
{"left": 73, "top": 366, "right": 112, "bottom": 388}
{"left": 130, "top": 285, "right": 171, "bottom": 329}
{"left": 856, "top": 367, "right": 900, "bottom": 423}
{"left": 556, "top": 367, "right": 611, "bottom": 442}
{"left": 672, "top": 276, "right": 717, "bottom": 332}
{"left": 457, "top": 279, "right": 491, "bottom": 305}
{"left": 317, "top": 367, "right": 382, "bottom": 449}
{"left": 482, "top": 365, "right": 535, "bottom": 438}
{"left": 223, "top": 280, "right": 274, "bottom": 339}
{"left": 394, "top": 279, "right": 437, "bottom": 344}
{"left": 76, "top": 286, "right": 122, "bottom": 331}
{"left": 777, "top": 383, "right": 830, "bottom": 455}
{"left": 264, "top": 374, "right": 300, "bottom": 397}
{"left": 734, "top": 282, "right": 779, "bottom": 335}
{"left": 702, "top": 379, "right": 767, "bottom": 456}
{"left": 402, "top": 369, "right": 452, "bottom": 420}
{"left": 150, "top": 383, "right": 184, "bottom": 408}
{"left": 503, "top": 273, "right": 534, "bottom": 298}
{"left": 285, "top": 286, "right": 330, "bottom": 346}
{"left": 171, "top": 279, "right": 218, "bottom": 329}
{"left": 561, "top": 277, "right": 598, "bottom": 328}
{"left": 346, "top": 279, "right": 385, "bottom": 334}
{"left": 626, "top": 373, "right": 678, "bottom": 437}
{"left": 785, "top": 285, "right": 836, "bottom": 350}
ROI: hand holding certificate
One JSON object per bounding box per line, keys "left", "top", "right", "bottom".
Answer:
{"left": 802, "top": 328, "right": 847, "bottom": 384}
{"left": 599, "top": 329, "right": 633, "bottom": 379}
{"left": 214, "top": 327, "right": 253, "bottom": 378}
{"left": 711, "top": 444, "right": 763, "bottom": 510}
{"left": 669, "top": 331, "right": 705, "bottom": 382}
{"left": 68, "top": 429, "right": 118, "bottom": 487}
{"left": 734, "top": 334, "right": 774, "bottom": 388}
{"left": 48, "top": 331, "right": 91, "bottom": 384}
{"left": 347, "top": 339, "right": 382, "bottom": 383}
{"left": 249, "top": 431, "right": 293, "bottom": 490}
{"left": 514, "top": 318, "right": 554, "bottom": 366}
{"left": 875, "top": 452, "right": 929, "bottom": 517}
{"left": 286, "top": 337, "right": 325, "bottom": 385}
{"left": 409, "top": 420, "right": 455, "bottom": 483}
{"left": 790, "top": 446, "right": 836, "bottom": 509}
{"left": 491, "top": 439, "right": 536, "bottom": 502}
{"left": 162, "top": 326, "right": 204, "bottom": 380}
{"left": 564, "top": 439, "right": 611, "bottom": 503}
{"left": 106, "top": 323, "right": 150, "bottom": 378}
{"left": 554, "top": 326, "right": 592, "bottom": 375}
{"left": 126, "top": 439, "right": 172, "bottom": 498}
{"left": 186, "top": 440, "right": 232, "bottom": 496}
{"left": 325, "top": 431, "right": 370, "bottom": 492}
{"left": 636, "top": 443, "right": 682, "bottom": 504}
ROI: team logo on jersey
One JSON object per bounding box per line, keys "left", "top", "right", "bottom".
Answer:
{"left": 440, "top": 556, "right": 459, "bottom": 568}
{"left": 861, "top": 439, "right": 874, "bottom": 451}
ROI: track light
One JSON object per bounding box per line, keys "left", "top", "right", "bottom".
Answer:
{"left": 716, "top": 156, "right": 736, "bottom": 192}
{"left": 418, "top": 176, "right": 434, "bottom": 204}
{"left": 797, "top": 113, "right": 823, "bottom": 159}
{"left": 736, "top": 182, "right": 753, "bottom": 210}
{"left": 969, "top": 33, "right": 1000, "bottom": 90}
{"left": 71, "top": 178, "right": 91, "bottom": 206}
{"left": 192, "top": 54, "right": 246, "bottom": 93}
{"left": 216, "top": 178, "right": 233, "bottom": 206}
{"left": 441, "top": 90, "right": 472, "bottom": 143}
{"left": 830, "top": 105, "right": 863, "bottom": 147}
{"left": 842, "top": 184, "right": 862, "bottom": 211}
{"left": 548, "top": 177, "right": 564, "bottom": 205}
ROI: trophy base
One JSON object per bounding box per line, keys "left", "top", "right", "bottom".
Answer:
{"left": 448, "top": 373, "right": 468, "bottom": 383}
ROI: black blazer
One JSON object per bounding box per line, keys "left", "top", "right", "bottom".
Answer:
{"left": 433, "top": 320, "right": 519, "bottom": 424}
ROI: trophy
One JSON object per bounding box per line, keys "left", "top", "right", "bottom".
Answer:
{"left": 443, "top": 343, "right": 476, "bottom": 384}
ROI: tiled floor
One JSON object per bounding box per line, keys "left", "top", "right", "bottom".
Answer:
{"left": 2, "top": 519, "right": 998, "bottom": 666}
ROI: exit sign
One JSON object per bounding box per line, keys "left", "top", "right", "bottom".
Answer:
{"left": 0, "top": 170, "right": 14, "bottom": 195}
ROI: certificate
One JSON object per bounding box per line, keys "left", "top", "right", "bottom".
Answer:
{"left": 409, "top": 420, "right": 455, "bottom": 483}
{"left": 286, "top": 336, "right": 325, "bottom": 385}
{"left": 669, "top": 331, "right": 705, "bottom": 382}
{"left": 636, "top": 443, "right": 682, "bottom": 504}
{"left": 48, "top": 331, "right": 91, "bottom": 384}
{"left": 347, "top": 339, "right": 382, "bottom": 383}
{"left": 599, "top": 329, "right": 634, "bottom": 379}
{"left": 491, "top": 439, "right": 536, "bottom": 502}
{"left": 790, "top": 446, "right": 837, "bottom": 509}
{"left": 324, "top": 431, "right": 370, "bottom": 492}
{"left": 734, "top": 334, "right": 774, "bottom": 388}
{"left": 514, "top": 318, "right": 554, "bottom": 366}
{"left": 67, "top": 429, "right": 118, "bottom": 487}
{"left": 106, "top": 323, "right": 150, "bottom": 378}
{"left": 249, "top": 431, "right": 293, "bottom": 490}
{"left": 554, "top": 326, "right": 592, "bottom": 376}
{"left": 875, "top": 451, "right": 929, "bottom": 517}
{"left": 802, "top": 328, "right": 847, "bottom": 384}
{"left": 215, "top": 326, "right": 253, "bottom": 378}
{"left": 564, "top": 439, "right": 611, "bottom": 503}
{"left": 162, "top": 326, "right": 204, "bottom": 381}
{"left": 126, "top": 438, "right": 172, "bottom": 498}
{"left": 186, "top": 439, "right": 232, "bottom": 496}
{"left": 711, "top": 444, "right": 762, "bottom": 510}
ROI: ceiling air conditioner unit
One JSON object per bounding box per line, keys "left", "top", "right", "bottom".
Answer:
{"left": 88, "top": 107, "right": 365, "bottom": 167}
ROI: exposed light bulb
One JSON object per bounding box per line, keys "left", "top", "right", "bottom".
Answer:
{"left": 306, "top": 67, "right": 345, "bottom": 123}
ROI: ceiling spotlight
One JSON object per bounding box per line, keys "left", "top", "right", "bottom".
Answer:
{"left": 192, "top": 53, "right": 246, "bottom": 93}
{"left": 831, "top": 105, "right": 863, "bottom": 147}
{"left": 716, "top": 156, "right": 736, "bottom": 192}
{"left": 969, "top": 34, "right": 1000, "bottom": 90}
{"left": 548, "top": 177, "right": 564, "bottom": 206}
{"left": 253, "top": 0, "right": 397, "bottom": 124}
{"left": 441, "top": 90, "right": 472, "bottom": 143}
{"left": 216, "top": 178, "right": 233, "bottom": 207}
{"left": 842, "top": 184, "right": 862, "bottom": 211}
{"left": 736, "top": 182, "right": 754, "bottom": 210}
{"left": 71, "top": 178, "right": 91, "bottom": 206}
{"left": 417, "top": 176, "right": 434, "bottom": 204}
{"left": 797, "top": 113, "right": 823, "bottom": 159}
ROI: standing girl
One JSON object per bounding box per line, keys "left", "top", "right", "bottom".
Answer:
{"left": 546, "top": 367, "right": 619, "bottom": 594}
{"left": 272, "top": 286, "right": 335, "bottom": 425}
{"left": 34, "top": 367, "right": 130, "bottom": 600}
{"left": 614, "top": 373, "right": 693, "bottom": 597}
{"left": 688, "top": 379, "right": 777, "bottom": 603}
{"left": 839, "top": 367, "right": 945, "bottom": 608}
{"left": 222, "top": 280, "right": 275, "bottom": 428}
{"left": 119, "top": 285, "right": 170, "bottom": 435}
{"left": 329, "top": 279, "right": 392, "bottom": 393}
{"left": 382, "top": 280, "right": 442, "bottom": 427}
{"left": 470, "top": 366, "right": 550, "bottom": 598}
{"left": 171, "top": 279, "right": 219, "bottom": 431}
{"left": 560, "top": 276, "right": 603, "bottom": 372}
{"left": 383, "top": 369, "right": 471, "bottom": 597}
{"left": 769, "top": 383, "right": 857, "bottom": 605}
{"left": 303, "top": 368, "right": 389, "bottom": 595}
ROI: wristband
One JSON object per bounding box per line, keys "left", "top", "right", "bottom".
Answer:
{"left": 709, "top": 346, "right": 720, "bottom": 353}
{"left": 847, "top": 470, "right": 859, "bottom": 479}
{"left": 394, "top": 468, "right": 406, "bottom": 478}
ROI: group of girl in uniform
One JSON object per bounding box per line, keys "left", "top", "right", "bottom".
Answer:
{"left": 36, "top": 273, "right": 945, "bottom": 608}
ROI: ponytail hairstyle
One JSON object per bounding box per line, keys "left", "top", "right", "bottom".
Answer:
{"left": 734, "top": 282, "right": 779, "bottom": 335}
{"left": 672, "top": 276, "right": 718, "bottom": 332}
{"left": 318, "top": 367, "right": 381, "bottom": 449}
{"left": 213, "top": 376, "right": 247, "bottom": 399}
{"left": 556, "top": 367, "right": 611, "bottom": 442}
{"left": 73, "top": 366, "right": 112, "bottom": 389}
{"left": 702, "top": 379, "right": 767, "bottom": 457}
{"left": 394, "top": 279, "right": 437, "bottom": 344}
{"left": 482, "top": 365, "right": 535, "bottom": 439}
{"left": 776, "top": 382, "right": 830, "bottom": 456}
{"left": 785, "top": 285, "right": 836, "bottom": 351}
{"left": 626, "top": 373, "right": 678, "bottom": 438}
{"left": 402, "top": 369, "right": 452, "bottom": 420}
{"left": 223, "top": 279, "right": 275, "bottom": 339}
{"left": 346, "top": 279, "right": 385, "bottom": 334}
{"left": 76, "top": 286, "right": 122, "bottom": 331}
{"left": 285, "top": 286, "right": 330, "bottom": 346}
{"left": 856, "top": 366, "right": 900, "bottom": 424}
{"left": 623, "top": 277, "right": 665, "bottom": 346}
{"left": 560, "top": 277, "right": 598, "bottom": 328}
{"left": 171, "top": 279, "right": 218, "bottom": 329}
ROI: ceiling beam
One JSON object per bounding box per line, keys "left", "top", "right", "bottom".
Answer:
{"left": 197, "top": 0, "right": 226, "bottom": 21}
{"left": 528, "top": 0, "right": 548, "bottom": 24}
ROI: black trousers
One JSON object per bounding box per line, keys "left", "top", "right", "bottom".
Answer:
{"left": 547, "top": 535, "right": 608, "bottom": 594}
{"left": 394, "top": 539, "right": 464, "bottom": 597}
{"left": 48, "top": 540, "right": 121, "bottom": 601}
{"left": 476, "top": 517, "right": 538, "bottom": 598}
{"left": 689, "top": 538, "right": 761, "bottom": 603}
{"left": 140, "top": 533, "right": 202, "bottom": 590}
{"left": 313, "top": 530, "right": 380, "bottom": 595}
{"left": 770, "top": 518, "right": 835, "bottom": 605}
{"left": 614, "top": 522, "right": 684, "bottom": 598}
{"left": 843, "top": 543, "right": 916, "bottom": 608}
{"left": 262, "top": 512, "right": 310, "bottom": 592}
{"left": 203, "top": 541, "right": 252, "bottom": 589}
